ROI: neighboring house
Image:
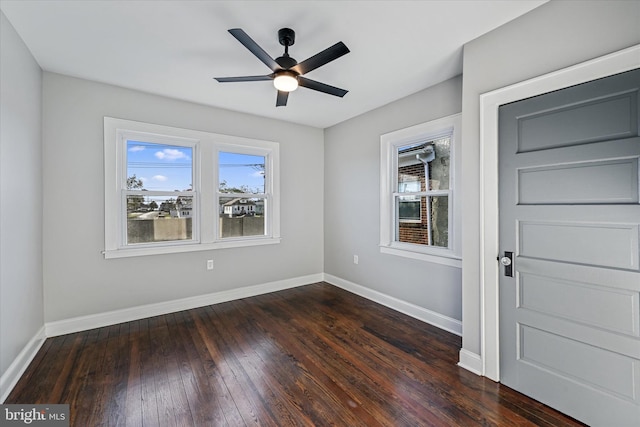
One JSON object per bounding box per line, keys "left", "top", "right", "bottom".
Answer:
{"left": 223, "top": 198, "right": 256, "bottom": 217}
{"left": 171, "top": 196, "right": 192, "bottom": 218}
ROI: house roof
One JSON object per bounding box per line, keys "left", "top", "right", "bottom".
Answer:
{"left": 223, "top": 198, "right": 256, "bottom": 206}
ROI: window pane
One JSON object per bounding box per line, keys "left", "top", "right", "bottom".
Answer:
{"left": 397, "top": 137, "right": 450, "bottom": 192}
{"left": 219, "top": 151, "right": 265, "bottom": 194}
{"left": 396, "top": 195, "right": 448, "bottom": 247}
{"left": 430, "top": 137, "right": 451, "bottom": 191}
{"left": 127, "top": 195, "right": 193, "bottom": 244}
{"left": 398, "top": 176, "right": 420, "bottom": 193}
{"left": 219, "top": 197, "right": 265, "bottom": 238}
{"left": 127, "top": 141, "right": 193, "bottom": 192}
{"left": 398, "top": 196, "right": 421, "bottom": 221}
{"left": 430, "top": 195, "right": 449, "bottom": 247}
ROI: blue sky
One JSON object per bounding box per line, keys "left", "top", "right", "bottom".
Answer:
{"left": 219, "top": 151, "right": 265, "bottom": 193}
{"left": 127, "top": 141, "right": 265, "bottom": 193}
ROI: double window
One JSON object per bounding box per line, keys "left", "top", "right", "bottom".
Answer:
{"left": 380, "top": 114, "right": 461, "bottom": 266}
{"left": 104, "top": 118, "right": 280, "bottom": 258}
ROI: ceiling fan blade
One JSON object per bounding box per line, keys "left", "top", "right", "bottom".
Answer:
{"left": 291, "top": 42, "right": 350, "bottom": 75}
{"left": 215, "top": 75, "right": 273, "bottom": 83}
{"left": 298, "top": 77, "right": 348, "bottom": 97}
{"left": 276, "top": 90, "right": 289, "bottom": 107}
{"left": 228, "top": 28, "right": 280, "bottom": 72}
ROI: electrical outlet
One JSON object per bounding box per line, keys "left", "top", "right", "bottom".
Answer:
{"left": 353, "top": 255, "right": 359, "bottom": 265}
{"left": 207, "top": 259, "right": 214, "bottom": 270}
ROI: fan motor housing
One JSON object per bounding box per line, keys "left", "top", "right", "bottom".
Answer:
{"left": 275, "top": 56, "right": 297, "bottom": 69}
{"left": 278, "top": 28, "right": 295, "bottom": 47}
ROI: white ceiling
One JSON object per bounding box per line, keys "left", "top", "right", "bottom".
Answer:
{"left": 1, "top": 0, "right": 547, "bottom": 128}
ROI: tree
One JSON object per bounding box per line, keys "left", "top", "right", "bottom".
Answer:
{"left": 149, "top": 200, "right": 158, "bottom": 210}
{"left": 127, "top": 175, "right": 144, "bottom": 190}
{"left": 219, "top": 180, "right": 255, "bottom": 194}
{"left": 127, "top": 175, "right": 145, "bottom": 212}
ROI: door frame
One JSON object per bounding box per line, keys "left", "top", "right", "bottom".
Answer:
{"left": 479, "top": 44, "right": 640, "bottom": 381}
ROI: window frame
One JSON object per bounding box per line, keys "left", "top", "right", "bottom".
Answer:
{"left": 104, "top": 117, "right": 280, "bottom": 259}
{"left": 214, "top": 143, "right": 275, "bottom": 242}
{"left": 121, "top": 130, "right": 199, "bottom": 248}
{"left": 379, "top": 113, "right": 462, "bottom": 267}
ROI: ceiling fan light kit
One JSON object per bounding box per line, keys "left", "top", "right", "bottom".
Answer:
{"left": 273, "top": 71, "right": 298, "bottom": 92}
{"left": 214, "top": 27, "right": 350, "bottom": 107}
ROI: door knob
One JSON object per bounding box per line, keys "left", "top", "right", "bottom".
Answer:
{"left": 501, "top": 251, "right": 514, "bottom": 277}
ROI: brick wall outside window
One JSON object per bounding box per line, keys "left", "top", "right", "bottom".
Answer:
{"left": 398, "top": 163, "right": 430, "bottom": 245}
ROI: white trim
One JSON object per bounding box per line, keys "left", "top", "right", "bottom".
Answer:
{"left": 104, "top": 117, "right": 281, "bottom": 259}
{"left": 0, "top": 326, "right": 46, "bottom": 403}
{"left": 380, "top": 246, "right": 462, "bottom": 268}
{"left": 380, "top": 113, "right": 462, "bottom": 263}
{"left": 479, "top": 45, "right": 640, "bottom": 381}
{"left": 324, "top": 273, "right": 462, "bottom": 336}
{"left": 458, "top": 349, "right": 483, "bottom": 376}
{"left": 103, "top": 237, "right": 281, "bottom": 259}
{"left": 45, "top": 274, "right": 322, "bottom": 337}
{"left": 3, "top": 274, "right": 464, "bottom": 400}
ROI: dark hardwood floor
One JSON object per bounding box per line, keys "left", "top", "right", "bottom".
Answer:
{"left": 6, "top": 282, "right": 585, "bottom": 426}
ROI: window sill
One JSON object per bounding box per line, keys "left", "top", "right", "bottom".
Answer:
{"left": 104, "top": 237, "right": 281, "bottom": 259}
{"left": 380, "top": 244, "right": 462, "bottom": 268}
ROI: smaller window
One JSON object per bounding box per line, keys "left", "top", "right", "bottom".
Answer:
{"left": 380, "top": 114, "right": 461, "bottom": 267}
{"left": 398, "top": 176, "right": 421, "bottom": 222}
{"left": 217, "top": 151, "right": 268, "bottom": 240}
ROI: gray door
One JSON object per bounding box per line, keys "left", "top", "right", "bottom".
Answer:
{"left": 498, "top": 68, "right": 640, "bottom": 426}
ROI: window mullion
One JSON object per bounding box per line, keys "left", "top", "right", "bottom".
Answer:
{"left": 380, "top": 113, "right": 461, "bottom": 262}
{"left": 105, "top": 117, "right": 280, "bottom": 258}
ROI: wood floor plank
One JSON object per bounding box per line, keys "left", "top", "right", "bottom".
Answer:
{"left": 209, "top": 302, "right": 308, "bottom": 427}
{"left": 136, "top": 317, "right": 161, "bottom": 427}
{"left": 202, "top": 304, "right": 282, "bottom": 427}
{"left": 268, "top": 291, "right": 450, "bottom": 426}
{"left": 122, "top": 319, "right": 142, "bottom": 427}
{"left": 5, "top": 337, "right": 53, "bottom": 403}
{"left": 60, "top": 327, "right": 102, "bottom": 426}
{"left": 242, "top": 293, "right": 404, "bottom": 427}
{"left": 239, "top": 297, "right": 382, "bottom": 427}
{"left": 179, "top": 308, "right": 244, "bottom": 426}
{"left": 5, "top": 283, "right": 586, "bottom": 426}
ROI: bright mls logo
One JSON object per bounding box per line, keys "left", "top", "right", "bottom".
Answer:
{"left": 1, "top": 405, "right": 69, "bottom": 426}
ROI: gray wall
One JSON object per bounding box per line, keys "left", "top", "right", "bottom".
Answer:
{"left": 460, "top": 0, "right": 640, "bottom": 356}
{"left": 42, "top": 72, "right": 324, "bottom": 322}
{"left": 0, "top": 12, "right": 44, "bottom": 379}
{"left": 324, "top": 76, "right": 463, "bottom": 322}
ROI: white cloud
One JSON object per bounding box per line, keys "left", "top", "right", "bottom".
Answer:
{"left": 128, "top": 145, "right": 145, "bottom": 152}
{"left": 155, "top": 149, "right": 189, "bottom": 161}
{"left": 251, "top": 171, "right": 265, "bottom": 178}
{"left": 152, "top": 175, "right": 168, "bottom": 182}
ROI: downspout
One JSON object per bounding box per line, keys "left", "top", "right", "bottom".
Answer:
{"left": 416, "top": 144, "right": 436, "bottom": 245}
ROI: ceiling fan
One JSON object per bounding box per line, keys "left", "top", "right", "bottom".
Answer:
{"left": 214, "top": 28, "right": 350, "bottom": 107}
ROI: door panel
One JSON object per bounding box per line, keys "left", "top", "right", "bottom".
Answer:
{"left": 519, "top": 272, "right": 639, "bottom": 336}
{"left": 518, "top": 158, "right": 639, "bottom": 204}
{"left": 519, "top": 324, "right": 638, "bottom": 401}
{"left": 519, "top": 220, "right": 639, "bottom": 269}
{"left": 516, "top": 80, "right": 638, "bottom": 153}
{"left": 499, "top": 68, "right": 640, "bottom": 426}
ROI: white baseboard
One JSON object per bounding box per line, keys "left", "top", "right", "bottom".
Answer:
{"left": 46, "top": 273, "right": 323, "bottom": 337}
{"left": 4, "top": 272, "right": 471, "bottom": 403}
{"left": 323, "top": 273, "right": 462, "bottom": 336}
{"left": 0, "top": 326, "right": 46, "bottom": 403}
{"left": 458, "top": 349, "right": 483, "bottom": 376}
